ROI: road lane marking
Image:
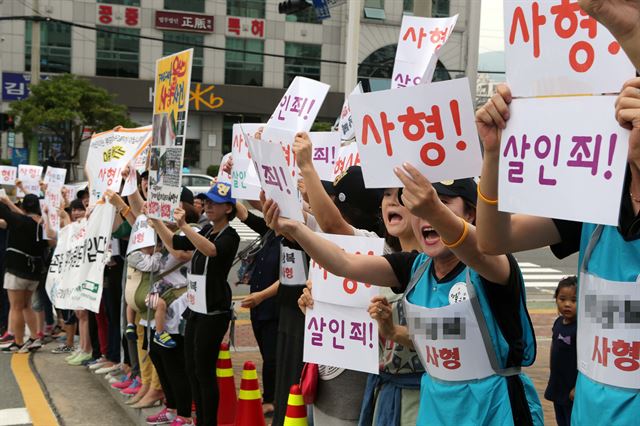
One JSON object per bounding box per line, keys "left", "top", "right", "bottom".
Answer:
{"left": 0, "top": 408, "right": 30, "bottom": 426}
{"left": 10, "top": 354, "right": 57, "bottom": 426}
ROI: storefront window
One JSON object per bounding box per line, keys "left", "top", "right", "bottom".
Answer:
{"left": 227, "top": 0, "right": 265, "bottom": 19}
{"left": 183, "top": 138, "right": 201, "bottom": 169}
{"left": 403, "top": 0, "right": 413, "bottom": 13}
{"left": 432, "top": 0, "right": 450, "bottom": 17}
{"left": 225, "top": 38, "right": 264, "bottom": 86}
{"left": 96, "top": 27, "right": 140, "bottom": 78}
{"left": 25, "top": 20, "right": 72, "bottom": 73}
{"left": 222, "top": 114, "right": 262, "bottom": 154}
{"left": 164, "top": 0, "right": 204, "bottom": 13}
{"left": 364, "top": 0, "right": 385, "bottom": 19}
{"left": 163, "top": 32, "right": 204, "bottom": 82}
{"left": 285, "top": 7, "right": 320, "bottom": 23}
{"left": 284, "top": 43, "right": 321, "bottom": 87}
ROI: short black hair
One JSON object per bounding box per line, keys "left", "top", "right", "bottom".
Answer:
{"left": 70, "top": 199, "right": 86, "bottom": 211}
{"left": 554, "top": 275, "right": 577, "bottom": 299}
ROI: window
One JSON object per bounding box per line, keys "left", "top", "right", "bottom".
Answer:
{"left": 100, "top": 0, "right": 140, "bottom": 5}
{"left": 164, "top": 0, "right": 204, "bottom": 13}
{"left": 225, "top": 38, "right": 264, "bottom": 86}
{"left": 183, "top": 139, "right": 201, "bottom": 169}
{"left": 403, "top": 0, "right": 413, "bottom": 13}
{"left": 25, "top": 20, "right": 72, "bottom": 73}
{"left": 163, "top": 32, "right": 204, "bottom": 82}
{"left": 284, "top": 43, "right": 321, "bottom": 87}
{"left": 96, "top": 27, "right": 139, "bottom": 78}
{"left": 181, "top": 175, "right": 191, "bottom": 186}
{"left": 285, "top": 7, "right": 319, "bottom": 23}
{"left": 432, "top": 0, "right": 450, "bottom": 17}
{"left": 222, "top": 114, "right": 262, "bottom": 154}
{"left": 364, "top": 0, "right": 385, "bottom": 19}
{"left": 227, "top": 0, "right": 265, "bottom": 18}
{"left": 191, "top": 176, "right": 212, "bottom": 186}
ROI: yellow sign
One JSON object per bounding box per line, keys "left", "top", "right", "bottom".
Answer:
{"left": 153, "top": 48, "right": 193, "bottom": 141}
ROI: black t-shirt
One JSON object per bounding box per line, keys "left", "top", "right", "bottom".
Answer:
{"left": 544, "top": 317, "right": 578, "bottom": 405}
{"left": 173, "top": 224, "right": 240, "bottom": 313}
{"left": 0, "top": 203, "right": 47, "bottom": 280}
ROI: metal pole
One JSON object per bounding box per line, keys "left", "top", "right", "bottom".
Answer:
{"left": 343, "top": 0, "right": 361, "bottom": 97}
{"left": 413, "top": 0, "right": 432, "bottom": 17}
{"left": 29, "top": 0, "right": 40, "bottom": 165}
{"left": 465, "top": 0, "right": 482, "bottom": 101}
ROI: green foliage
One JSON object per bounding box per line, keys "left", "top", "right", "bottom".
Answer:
{"left": 0, "top": 158, "right": 12, "bottom": 166}
{"left": 310, "top": 121, "right": 335, "bottom": 132}
{"left": 8, "top": 74, "right": 136, "bottom": 159}
{"left": 206, "top": 164, "right": 220, "bottom": 177}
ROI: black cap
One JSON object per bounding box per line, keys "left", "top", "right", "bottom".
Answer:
{"left": 333, "top": 166, "right": 383, "bottom": 211}
{"left": 22, "top": 194, "right": 41, "bottom": 216}
{"left": 321, "top": 180, "right": 335, "bottom": 197}
{"left": 180, "top": 186, "right": 194, "bottom": 205}
{"left": 432, "top": 178, "right": 477, "bottom": 206}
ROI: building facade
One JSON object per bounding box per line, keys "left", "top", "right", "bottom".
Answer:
{"left": 0, "top": 0, "right": 480, "bottom": 176}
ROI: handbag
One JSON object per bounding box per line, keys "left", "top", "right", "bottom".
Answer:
{"left": 299, "top": 362, "right": 319, "bottom": 404}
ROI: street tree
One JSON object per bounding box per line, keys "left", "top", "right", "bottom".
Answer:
{"left": 9, "top": 73, "right": 136, "bottom": 160}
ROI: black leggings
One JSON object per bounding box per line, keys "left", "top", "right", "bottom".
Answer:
{"left": 150, "top": 332, "right": 192, "bottom": 418}
{"left": 184, "top": 313, "right": 230, "bottom": 426}
{"left": 251, "top": 318, "right": 278, "bottom": 404}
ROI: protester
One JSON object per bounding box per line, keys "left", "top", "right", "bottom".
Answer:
{"left": 194, "top": 193, "right": 210, "bottom": 227}
{"left": 545, "top": 276, "right": 578, "bottom": 426}
{"left": 150, "top": 182, "right": 240, "bottom": 426}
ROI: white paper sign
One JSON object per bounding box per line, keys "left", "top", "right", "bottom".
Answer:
{"left": 230, "top": 123, "right": 263, "bottom": 201}
{"left": 391, "top": 15, "right": 458, "bottom": 89}
{"left": 332, "top": 142, "right": 361, "bottom": 181}
{"left": 261, "top": 126, "right": 299, "bottom": 180}
{"left": 310, "top": 233, "right": 384, "bottom": 308}
{"left": 134, "top": 145, "right": 150, "bottom": 173}
{"left": 309, "top": 131, "right": 340, "bottom": 181}
{"left": 304, "top": 301, "right": 379, "bottom": 374}
{"left": 44, "top": 188, "right": 63, "bottom": 234}
{"left": 504, "top": 0, "right": 635, "bottom": 97}
{"left": 0, "top": 189, "right": 5, "bottom": 198}
{"left": 121, "top": 159, "right": 138, "bottom": 197}
{"left": 247, "top": 136, "right": 303, "bottom": 222}
{"left": 337, "top": 84, "right": 363, "bottom": 141}
{"left": 499, "top": 96, "right": 629, "bottom": 226}
{"left": 267, "top": 76, "right": 330, "bottom": 133}
{"left": 17, "top": 165, "right": 43, "bottom": 197}
{"left": 0, "top": 166, "right": 17, "bottom": 185}
{"left": 217, "top": 153, "right": 233, "bottom": 185}
{"left": 350, "top": 78, "right": 481, "bottom": 188}
{"left": 147, "top": 146, "right": 183, "bottom": 222}
{"left": 127, "top": 215, "right": 156, "bottom": 255}
{"left": 86, "top": 126, "right": 152, "bottom": 205}
{"left": 45, "top": 203, "right": 116, "bottom": 312}
{"left": 44, "top": 166, "right": 67, "bottom": 187}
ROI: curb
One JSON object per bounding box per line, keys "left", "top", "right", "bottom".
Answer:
{"left": 92, "top": 370, "right": 158, "bottom": 426}
{"left": 29, "top": 352, "right": 64, "bottom": 426}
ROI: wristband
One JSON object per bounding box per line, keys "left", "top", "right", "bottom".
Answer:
{"left": 442, "top": 218, "right": 469, "bottom": 249}
{"left": 477, "top": 183, "right": 498, "bottom": 206}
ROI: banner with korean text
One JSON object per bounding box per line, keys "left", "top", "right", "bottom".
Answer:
{"left": 0, "top": 166, "right": 17, "bottom": 186}
{"left": 332, "top": 142, "right": 360, "bottom": 181}
{"left": 350, "top": 78, "right": 481, "bottom": 188}
{"left": 46, "top": 203, "right": 116, "bottom": 312}
{"left": 17, "top": 165, "right": 43, "bottom": 197}
{"left": 498, "top": 96, "right": 629, "bottom": 225}
{"left": 304, "top": 233, "right": 384, "bottom": 374}
{"left": 231, "top": 123, "right": 262, "bottom": 200}
{"left": 309, "top": 131, "right": 341, "bottom": 182}
{"left": 266, "top": 76, "right": 330, "bottom": 133}
{"left": 337, "top": 83, "right": 362, "bottom": 141}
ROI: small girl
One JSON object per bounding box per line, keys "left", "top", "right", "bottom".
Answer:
{"left": 544, "top": 275, "right": 578, "bottom": 426}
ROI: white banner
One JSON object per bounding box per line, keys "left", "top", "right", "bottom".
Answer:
{"left": 337, "top": 84, "right": 362, "bottom": 141}
{"left": 46, "top": 203, "right": 116, "bottom": 312}
{"left": 309, "top": 131, "right": 341, "bottom": 182}
{"left": 267, "top": 76, "right": 330, "bottom": 133}
{"left": 127, "top": 214, "right": 156, "bottom": 255}
{"left": 350, "top": 78, "right": 481, "bottom": 188}
{"left": 217, "top": 153, "right": 233, "bottom": 185}
{"left": 231, "top": 123, "right": 263, "bottom": 201}
{"left": 44, "top": 166, "right": 67, "bottom": 187}
{"left": 504, "top": 0, "right": 635, "bottom": 97}
{"left": 0, "top": 166, "right": 17, "bottom": 186}
{"left": 86, "top": 126, "right": 152, "bottom": 205}
{"left": 498, "top": 96, "right": 629, "bottom": 226}
{"left": 391, "top": 15, "right": 458, "bottom": 89}
{"left": 17, "top": 165, "right": 43, "bottom": 197}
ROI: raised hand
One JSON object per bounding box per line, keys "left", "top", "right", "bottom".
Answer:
{"left": 475, "top": 84, "right": 512, "bottom": 154}
{"left": 393, "top": 163, "right": 439, "bottom": 220}
{"left": 293, "top": 132, "right": 313, "bottom": 169}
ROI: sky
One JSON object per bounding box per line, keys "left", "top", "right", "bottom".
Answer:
{"left": 479, "top": 0, "right": 504, "bottom": 53}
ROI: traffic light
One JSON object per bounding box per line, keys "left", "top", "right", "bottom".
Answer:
{"left": 0, "top": 113, "right": 14, "bottom": 131}
{"left": 278, "top": 0, "right": 312, "bottom": 14}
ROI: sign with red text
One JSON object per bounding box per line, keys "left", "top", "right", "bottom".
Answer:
{"left": 310, "top": 233, "right": 384, "bottom": 308}
{"left": 309, "top": 132, "right": 341, "bottom": 181}
{"left": 127, "top": 215, "right": 156, "bottom": 255}
{"left": 350, "top": 78, "right": 481, "bottom": 188}
{"left": 217, "top": 153, "right": 233, "bottom": 185}
{"left": 261, "top": 126, "right": 299, "bottom": 181}
{"left": 0, "top": 166, "right": 17, "bottom": 185}
{"left": 332, "top": 142, "right": 361, "bottom": 181}
{"left": 391, "top": 15, "right": 458, "bottom": 89}
{"left": 247, "top": 136, "right": 303, "bottom": 222}
{"left": 304, "top": 301, "right": 379, "bottom": 374}
{"left": 44, "top": 166, "right": 66, "bottom": 188}
{"left": 17, "top": 165, "right": 43, "bottom": 197}
{"left": 231, "top": 123, "right": 263, "bottom": 201}
{"left": 97, "top": 3, "right": 140, "bottom": 29}
{"left": 155, "top": 10, "right": 214, "bottom": 33}
{"left": 498, "top": 96, "right": 628, "bottom": 225}
{"left": 86, "top": 126, "right": 152, "bottom": 206}
{"left": 44, "top": 188, "right": 63, "bottom": 234}
{"left": 504, "top": 0, "right": 635, "bottom": 97}
{"left": 225, "top": 16, "right": 265, "bottom": 39}
{"left": 147, "top": 146, "right": 183, "bottom": 222}
{"left": 267, "top": 77, "right": 330, "bottom": 133}
{"left": 337, "top": 83, "right": 362, "bottom": 141}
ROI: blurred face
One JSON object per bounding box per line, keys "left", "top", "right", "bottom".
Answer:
{"left": 411, "top": 195, "right": 473, "bottom": 258}
{"left": 81, "top": 195, "right": 89, "bottom": 209}
{"left": 556, "top": 286, "right": 577, "bottom": 322}
{"left": 381, "top": 188, "right": 412, "bottom": 238}
{"left": 204, "top": 199, "right": 231, "bottom": 223}
{"left": 71, "top": 208, "right": 85, "bottom": 222}
{"left": 193, "top": 198, "right": 204, "bottom": 215}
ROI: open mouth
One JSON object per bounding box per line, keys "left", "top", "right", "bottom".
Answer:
{"left": 421, "top": 226, "right": 440, "bottom": 245}
{"left": 387, "top": 212, "right": 403, "bottom": 224}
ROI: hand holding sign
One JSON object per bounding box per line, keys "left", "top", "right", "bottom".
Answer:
{"left": 475, "top": 84, "right": 513, "bottom": 153}
{"left": 293, "top": 132, "right": 313, "bottom": 171}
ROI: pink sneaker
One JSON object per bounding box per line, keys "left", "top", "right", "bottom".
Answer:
{"left": 169, "top": 417, "right": 192, "bottom": 426}
{"left": 120, "top": 377, "right": 141, "bottom": 395}
{"left": 111, "top": 373, "right": 133, "bottom": 390}
{"left": 146, "top": 407, "right": 176, "bottom": 425}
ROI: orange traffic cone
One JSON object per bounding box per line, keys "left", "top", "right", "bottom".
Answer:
{"left": 234, "top": 361, "right": 266, "bottom": 426}
{"left": 216, "top": 342, "right": 237, "bottom": 426}
{"left": 283, "top": 384, "right": 308, "bottom": 426}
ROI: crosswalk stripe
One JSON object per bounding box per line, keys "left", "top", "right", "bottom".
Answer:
{"left": 517, "top": 261, "right": 571, "bottom": 288}
{"left": 229, "top": 218, "right": 260, "bottom": 241}
{"left": 0, "top": 408, "right": 31, "bottom": 426}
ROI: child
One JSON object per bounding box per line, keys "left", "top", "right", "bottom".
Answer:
{"left": 544, "top": 276, "right": 578, "bottom": 426}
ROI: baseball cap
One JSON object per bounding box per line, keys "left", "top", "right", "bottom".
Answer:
{"left": 432, "top": 178, "right": 478, "bottom": 206}
{"left": 180, "top": 186, "right": 194, "bottom": 205}
{"left": 333, "top": 166, "right": 383, "bottom": 211}
{"left": 321, "top": 180, "right": 335, "bottom": 197}
{"left": 204, "top": 182, "right": 236, "bottom": 205}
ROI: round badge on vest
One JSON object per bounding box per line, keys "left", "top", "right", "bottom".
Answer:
{"left": 448, "top": 282, "right": 469, "bottom": 304}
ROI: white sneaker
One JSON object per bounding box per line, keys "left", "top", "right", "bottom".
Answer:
{"left": 95, "top": 363, "right": 121, "bottom": 375}
{"left": 89, "top": 358, "right": 110, "bottom": 370}
{"left": 27, "top": 339, "right": 42, "bottom": 351}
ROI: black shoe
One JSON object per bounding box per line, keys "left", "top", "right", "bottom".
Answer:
{"left": 2, "top": 342, "right": 23, "bottom": 353}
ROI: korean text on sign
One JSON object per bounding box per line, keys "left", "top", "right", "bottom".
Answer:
{"left": 17, "top": 165, "right": 43, "bottom": 197}
{"left": 332, "top": 142, "right": 360, "bottom": 181}
{"left": 0, "top": 166, "right": 17, "bottom": 185}
{"left": 498, "top": 96, "right": 629, "bottom": 226}
{"left": 226, "top": 16, "right": 265, "bottom": 39}
{"left": 349, "top": 78, "right": 481, "bottom": 188}
{"left": 231, "top": 123, "right": 263, "bottom": 201}
{"left": 267, "top": 76, "right": 330, "bottom": 133}
{"left": 504, "top": 0, "right": 635, "bottom": 97}
{"left": 337, "top": 83, "right": 363, "bottom": 141}
{"left": 308, "top": 131, "right": 340, "bottom": 182}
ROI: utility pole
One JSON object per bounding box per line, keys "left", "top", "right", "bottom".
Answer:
{"left": 465, "top": 0, "right": 481, "bottom": 101}
{"left": 29, "top": 0, "right": 40, "bottom": 165}
{"left": 343, "top": 0, "right": 361, "bottom": 98}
